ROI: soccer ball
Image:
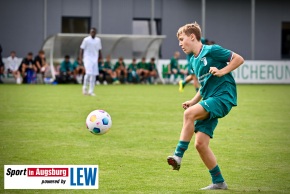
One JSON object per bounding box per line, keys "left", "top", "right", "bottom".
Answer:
{"left": 86, "top": 110, "right": 112, "bottom": 135}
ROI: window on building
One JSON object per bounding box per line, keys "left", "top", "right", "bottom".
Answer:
{"left": 282, "top": 22, "right": 290, "bottom": 59}
{"left": 62, "top": 17, "right": 91, "bottom": 33}
{"left": 132, "top": 18, "right": 162, "bottom": 35}
{"left": 132, "top": 18, "right": 162, "bottom": 58}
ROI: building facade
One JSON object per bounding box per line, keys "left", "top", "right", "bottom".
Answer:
{"left": 0, "top": 0, "right": 290, "bottom": 60}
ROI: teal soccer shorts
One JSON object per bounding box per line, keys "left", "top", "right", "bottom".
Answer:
{"left": 194, "top": 94, "right": 234, "bottom": 138}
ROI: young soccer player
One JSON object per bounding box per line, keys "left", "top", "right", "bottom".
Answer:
{"left": 167, "top": 22, "right": 244, "bottom": 190}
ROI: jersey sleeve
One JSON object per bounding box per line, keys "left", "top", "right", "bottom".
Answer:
{"left": 210, "top": 45, "right": 233, "bottom": 63}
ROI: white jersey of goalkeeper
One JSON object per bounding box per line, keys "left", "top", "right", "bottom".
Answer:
{"left": 80, "top": 36, "right": 102, "bottom": 75}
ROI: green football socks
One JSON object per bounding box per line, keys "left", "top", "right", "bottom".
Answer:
{"left": 209, "top": 165, "right": 225, "bottom": 184}
{"left": 174, "top": 141, "right": 190, "bottom": 157}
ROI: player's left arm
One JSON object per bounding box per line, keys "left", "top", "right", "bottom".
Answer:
{"left": 209, "top": 52, "right": 244, "bottom": 77}
{"left": 79, "top": 49, "right": 84, "bottom": 64}
{"left": 98, "top": 50, "right": 102, "bottom": 61}
{"left": 182, "top": 90, "right": 202, "bottom": 109}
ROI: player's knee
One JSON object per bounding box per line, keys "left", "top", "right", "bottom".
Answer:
{"left": 194, "top": 140, "right": 207, "bottom": 152}
{"left": 183, "top": 108, "right": 198, "bottom": 121}
{"left": 183, "top": 109, "right": 192, "bottom": 120}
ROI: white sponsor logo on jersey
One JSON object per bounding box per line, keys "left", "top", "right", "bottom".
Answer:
{"left": 201, "top": 57, "right": 207, "bottom": 66}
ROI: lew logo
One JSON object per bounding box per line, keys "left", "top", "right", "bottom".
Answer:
{"left": 201, "top": 57, "right": 207, "bottom": 66}
{"left": 4, "top": 165, "right": 99, "bottom": 189}
{"left": 70, "top": 167, "right": 98, "bottom": 186}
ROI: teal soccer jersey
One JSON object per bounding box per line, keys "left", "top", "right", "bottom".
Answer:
{"left": 190, "top": 44, "right": 237, "bottom": 138}
{"left": 189, "top": 44, "right": 237, "bottom": 106}
{"left": 186, "top": 53, "right": 194, "bottom": 75}
{"left": 186, "top": 53, "right": 193, "bottom": 62}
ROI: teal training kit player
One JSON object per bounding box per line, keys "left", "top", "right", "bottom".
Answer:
{"left": 104, "top": 61, "right": 112, "bottom": 70}
{"left": 170, "top": 57, "right": 179, "bottom": 70}
{"left": 128, "top": 63, "right": 138, "bottom": 71}
{"left": 127, "top": 63, "right": 139, "bottom": 82}
{"left": 189, "top": 44, "right": 237, "bottom": 138}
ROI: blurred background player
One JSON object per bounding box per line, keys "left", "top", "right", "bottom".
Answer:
{"left": 72, "top": 57, "right": 85, "bottom": 84}
{"left": 97, "top": 58, "right": 106, "bottom": 85}
{"left": 34, "top": 50, "right": 48, "bottom": 84}
{"left": 19, "top": 52, "right": 37, "bottom": 84}
{"left": 147, "top": 57, "right": 158, "bottom": 84}
{"left": 137, "top": 57, "right": 149, "bottom": 83}
{"left": 102, "top": 55, "right": 120, "bottom": 84}
{"left": 167, "top": 51, "right": 186, "bottom": 84}
{"left": 80, "top": 27, "right": 102, "bottom": 96}
{"left": 58, "top": 55, "right": 75, "bottom": 83}
{"left": 114, "top": 57, "right": 127, "bottom": 83}
{"left": 127, "top": 58, "right": 139, "bottom": 83}
{"left": 6, "top": 51, "right": 21, "bottom": 84}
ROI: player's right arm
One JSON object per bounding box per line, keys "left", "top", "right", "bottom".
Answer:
{"left": 182, "top": 90, "right": 202, "bottom": 109}
{"left": 98, "top": 50, "right": 102, "bottom": 61}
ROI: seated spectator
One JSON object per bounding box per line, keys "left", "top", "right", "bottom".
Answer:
{"left": 137, "top": 57, "right": 149, "bottom": 83}
{"left": 99, "top": 55, "right": 120, "bottom": 84}
{"left": 19, "top": 52, "right": 37, "bottom": 84}
{"left": 6, "top": 51, "right": 21, "bottom": 84}
{"left": 58, "top": 55, "right": 76, "bottom": 83}
{"left": 168, "top": 51, "right": 186, "bottom": 84}
{"left": 147, "top": 57, "right": 158, "bottom": 84}
{"left": 72, "top": 57, "right": 85, "bottom": 84}
{"left": 114, "top": 57, "right": 127, "bottom": 83}
{"left": 127, "top": 58, "right": 139, "bottom": 83}
{"left": 34, "top": 50, "right": 48, "bottom": 83}
{"left": 0, "top": 45, "right": 4, "bottom": 83}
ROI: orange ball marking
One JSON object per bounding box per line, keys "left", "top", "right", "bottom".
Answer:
{"left": 90, "top": 115, "right": 97, "bottom": 122}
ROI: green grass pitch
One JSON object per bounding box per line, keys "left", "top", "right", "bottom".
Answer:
{"left": 0, "top": 84, "right": 290, "bottom": 193}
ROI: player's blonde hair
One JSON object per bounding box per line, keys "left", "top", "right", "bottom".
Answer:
{"left": 176, "top": 22, "right": 202, "bottom": 41}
